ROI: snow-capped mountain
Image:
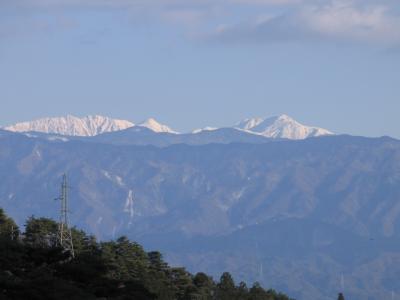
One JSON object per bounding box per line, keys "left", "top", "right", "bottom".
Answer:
{"left": 235, "top": 114, "right": 333, "bottom": 139}
{"left": 235, "top": 117, "right": 264, "bottom": 131}
{"left": 137, "top": 118, "right": 178, "bottom": 134}
{"left": 4, "top": 114, "right": 332, "bottom": 140}
{"left": 4, "top": 115, "right": 134, "bottom": 137}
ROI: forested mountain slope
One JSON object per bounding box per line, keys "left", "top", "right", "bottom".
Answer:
{"left": 0, "top": 130, "right": 399, "bottom": 299}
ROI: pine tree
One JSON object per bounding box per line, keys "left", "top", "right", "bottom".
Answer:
{"left": 338, "top": 292, "right": 345, "bottom": 300}
{"left": 216, "top": 272, "right": 237, "bottom": 300}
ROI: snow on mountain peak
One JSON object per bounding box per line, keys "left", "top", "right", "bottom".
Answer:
{"left": 4, "top": 115, "right": 134, "bottom": 137}
{"left": 4, "top": 113, "right": 332, "bottom": 140}
{"left": 276, "top": 114, "right": 292, "bottom": 121}
{"left": 138, "top": 118, "right": 178, "bottom": 134}
{"left": 235, "top": 117, "right": 264, "bottom": 131}
{"left": 192, "top": 127, "right": 218, "bottom": 134}
{"left": 235, "top": 114, "right": 333, "bottom": 140}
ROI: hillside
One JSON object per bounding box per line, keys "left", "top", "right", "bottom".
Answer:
{"left": 0, "top": 209, "right": 291, "bottom": 300}
{"left": 0, "top": 130, "right": 399, "bottom": 299}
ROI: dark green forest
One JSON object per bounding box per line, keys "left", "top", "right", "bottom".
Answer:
{"left": 0, "top": 208, "right": 292, "bottom": 300}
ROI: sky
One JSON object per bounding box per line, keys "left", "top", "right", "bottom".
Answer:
{"left": 0, "top": 0, "right": 399, "bottom": 137}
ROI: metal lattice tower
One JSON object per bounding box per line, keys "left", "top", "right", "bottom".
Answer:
{"left": 57, "top": 174, "right": 75, "bottom": 258}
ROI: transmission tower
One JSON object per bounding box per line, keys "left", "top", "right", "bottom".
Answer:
{"left": 57, "top": 173, "right": 75, "bottom": 258}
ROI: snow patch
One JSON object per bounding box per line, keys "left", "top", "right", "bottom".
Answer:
{"left": 115, "top": 176, "right": 124, "bottom": 187}
{"left": 192, "top": 127, "right": 218, "bottom": 134}
{"left": 102, "top": 170, "right": 125, "bottom": 187}
{"left": 217, "top": 202, "right": 230, "bottom": 212}
{"left": 47, "top": 136, "right": 69, "bottom": 142}
{"left": 232, "top": 188, "right": 245, "bottom": 200}
{"left": 112, "top": 225, "right": 117, "bottom": 239}
{"left": 124, "top": 190, "right": 135, "bottom": 218}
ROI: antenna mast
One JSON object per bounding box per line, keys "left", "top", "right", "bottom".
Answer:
{"left": 57, "top": 173, "right": 75, "bottom": 258}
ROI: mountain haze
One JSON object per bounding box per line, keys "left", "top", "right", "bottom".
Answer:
{"left": 89, "top": 127, "right": 272, "bottom": 147}
{"left": 0, "top": 129, "right": 399, "bottom": 299}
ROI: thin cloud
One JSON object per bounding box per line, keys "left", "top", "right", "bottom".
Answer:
{"left": 211, "top": 0, "right": 400, "bottom": 46}
{"left": 231, "top": 0, "right": 301, "bottom": 4}
{"left": 4, "top": 0, "right": 400, "bottom": 47}
{"left": 302, "top": 1, "right": 400, "bottom": 44}
{"left": 161, "top": 9, "right": 209, "bottom": 25}
{"left": 2, "top": 0, "right": 298, "bottom": 10}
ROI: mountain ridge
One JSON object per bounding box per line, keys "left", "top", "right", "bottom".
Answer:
{"left": 3, "top": 114, "right": 333, "bottom": 140}
{"left": 235, "top": 114, "right": 333, "bottom": 139}
{"left": 0, "top": 131, "right": 399, "bottom": 299}
{"left": 4, "top": 115, "right": 134, "bottom": 137}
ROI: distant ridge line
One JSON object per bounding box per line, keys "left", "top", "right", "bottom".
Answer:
{"left": 3, "top": 114, "right": 333, "bottom": 140}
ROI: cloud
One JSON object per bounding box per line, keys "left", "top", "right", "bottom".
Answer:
{"left": 3, "top": 0, "right": 297, "bottom": 10}
{"left": 211, "top": 0, "right": 400, "bottom": 46}
{"left": 161, "top": 9, "right": 208, "bottom": 25}
{"left": 231, "top": 0, "right": 301, "bottom": 4}
{"left": 3, "top": 0, "right": 400, "bottom": 47}
{"left": 302, "top": 1, "right": 400, "bottom": 44}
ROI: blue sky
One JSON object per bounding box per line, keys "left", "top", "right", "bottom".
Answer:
{"left": 1, "top": 0, "right": 399, "bottom": 137}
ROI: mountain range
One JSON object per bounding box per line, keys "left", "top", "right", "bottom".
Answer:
{"left": 3, "top": 114, "right": 333, "bottom": 140}
{"left": 235, "top": 115, "right": 333, "bottom": 139}
{"left": 0, "top": 115, "right": 398, "bottom": 300}
{"left": 4, "top": 115, "right": 134, "bottom": 137}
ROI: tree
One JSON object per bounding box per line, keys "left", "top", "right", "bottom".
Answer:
{"left": 216, "top": 272, "right": 237, "bottom": 300}
{"left": 169, "top": 267, "right": 194, "bottom": 299}
{"left": 338, "top": 292, "right": 345, "bottom": 300}
{"left": 0, "top": 208, "right": 19, "bottom": 240}
{"left": 100, "top": 236, "right": 149, "bottom": 282}
{"left": 71, "top": 227, "right": 97, "bottom": 255}
{"left": 148, "top": 251, "right": 169, "bottom": 272}
{"left": 193, "top": 272, "right": 215, "bottom": 299}
{"left": 0, "top": 207, "right": 293, "bottom": 300}
{"left": 249, "top": 282, "right": 268, "bottom": 300}
{"left": 237, "top": 281, "right": 249, "bottom": 299}
{"left": 24, "top": 216, "right": 58, "bottom": 247}
{"left": 145, "top": 251, "right": 175, "bottom": 299}
{"left": 193, "top": 272, "right": 214, "bottom": 289}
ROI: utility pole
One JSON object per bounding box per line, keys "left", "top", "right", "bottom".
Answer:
{"left": 57, "top": 173, "right": 75, "bottom": 258}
